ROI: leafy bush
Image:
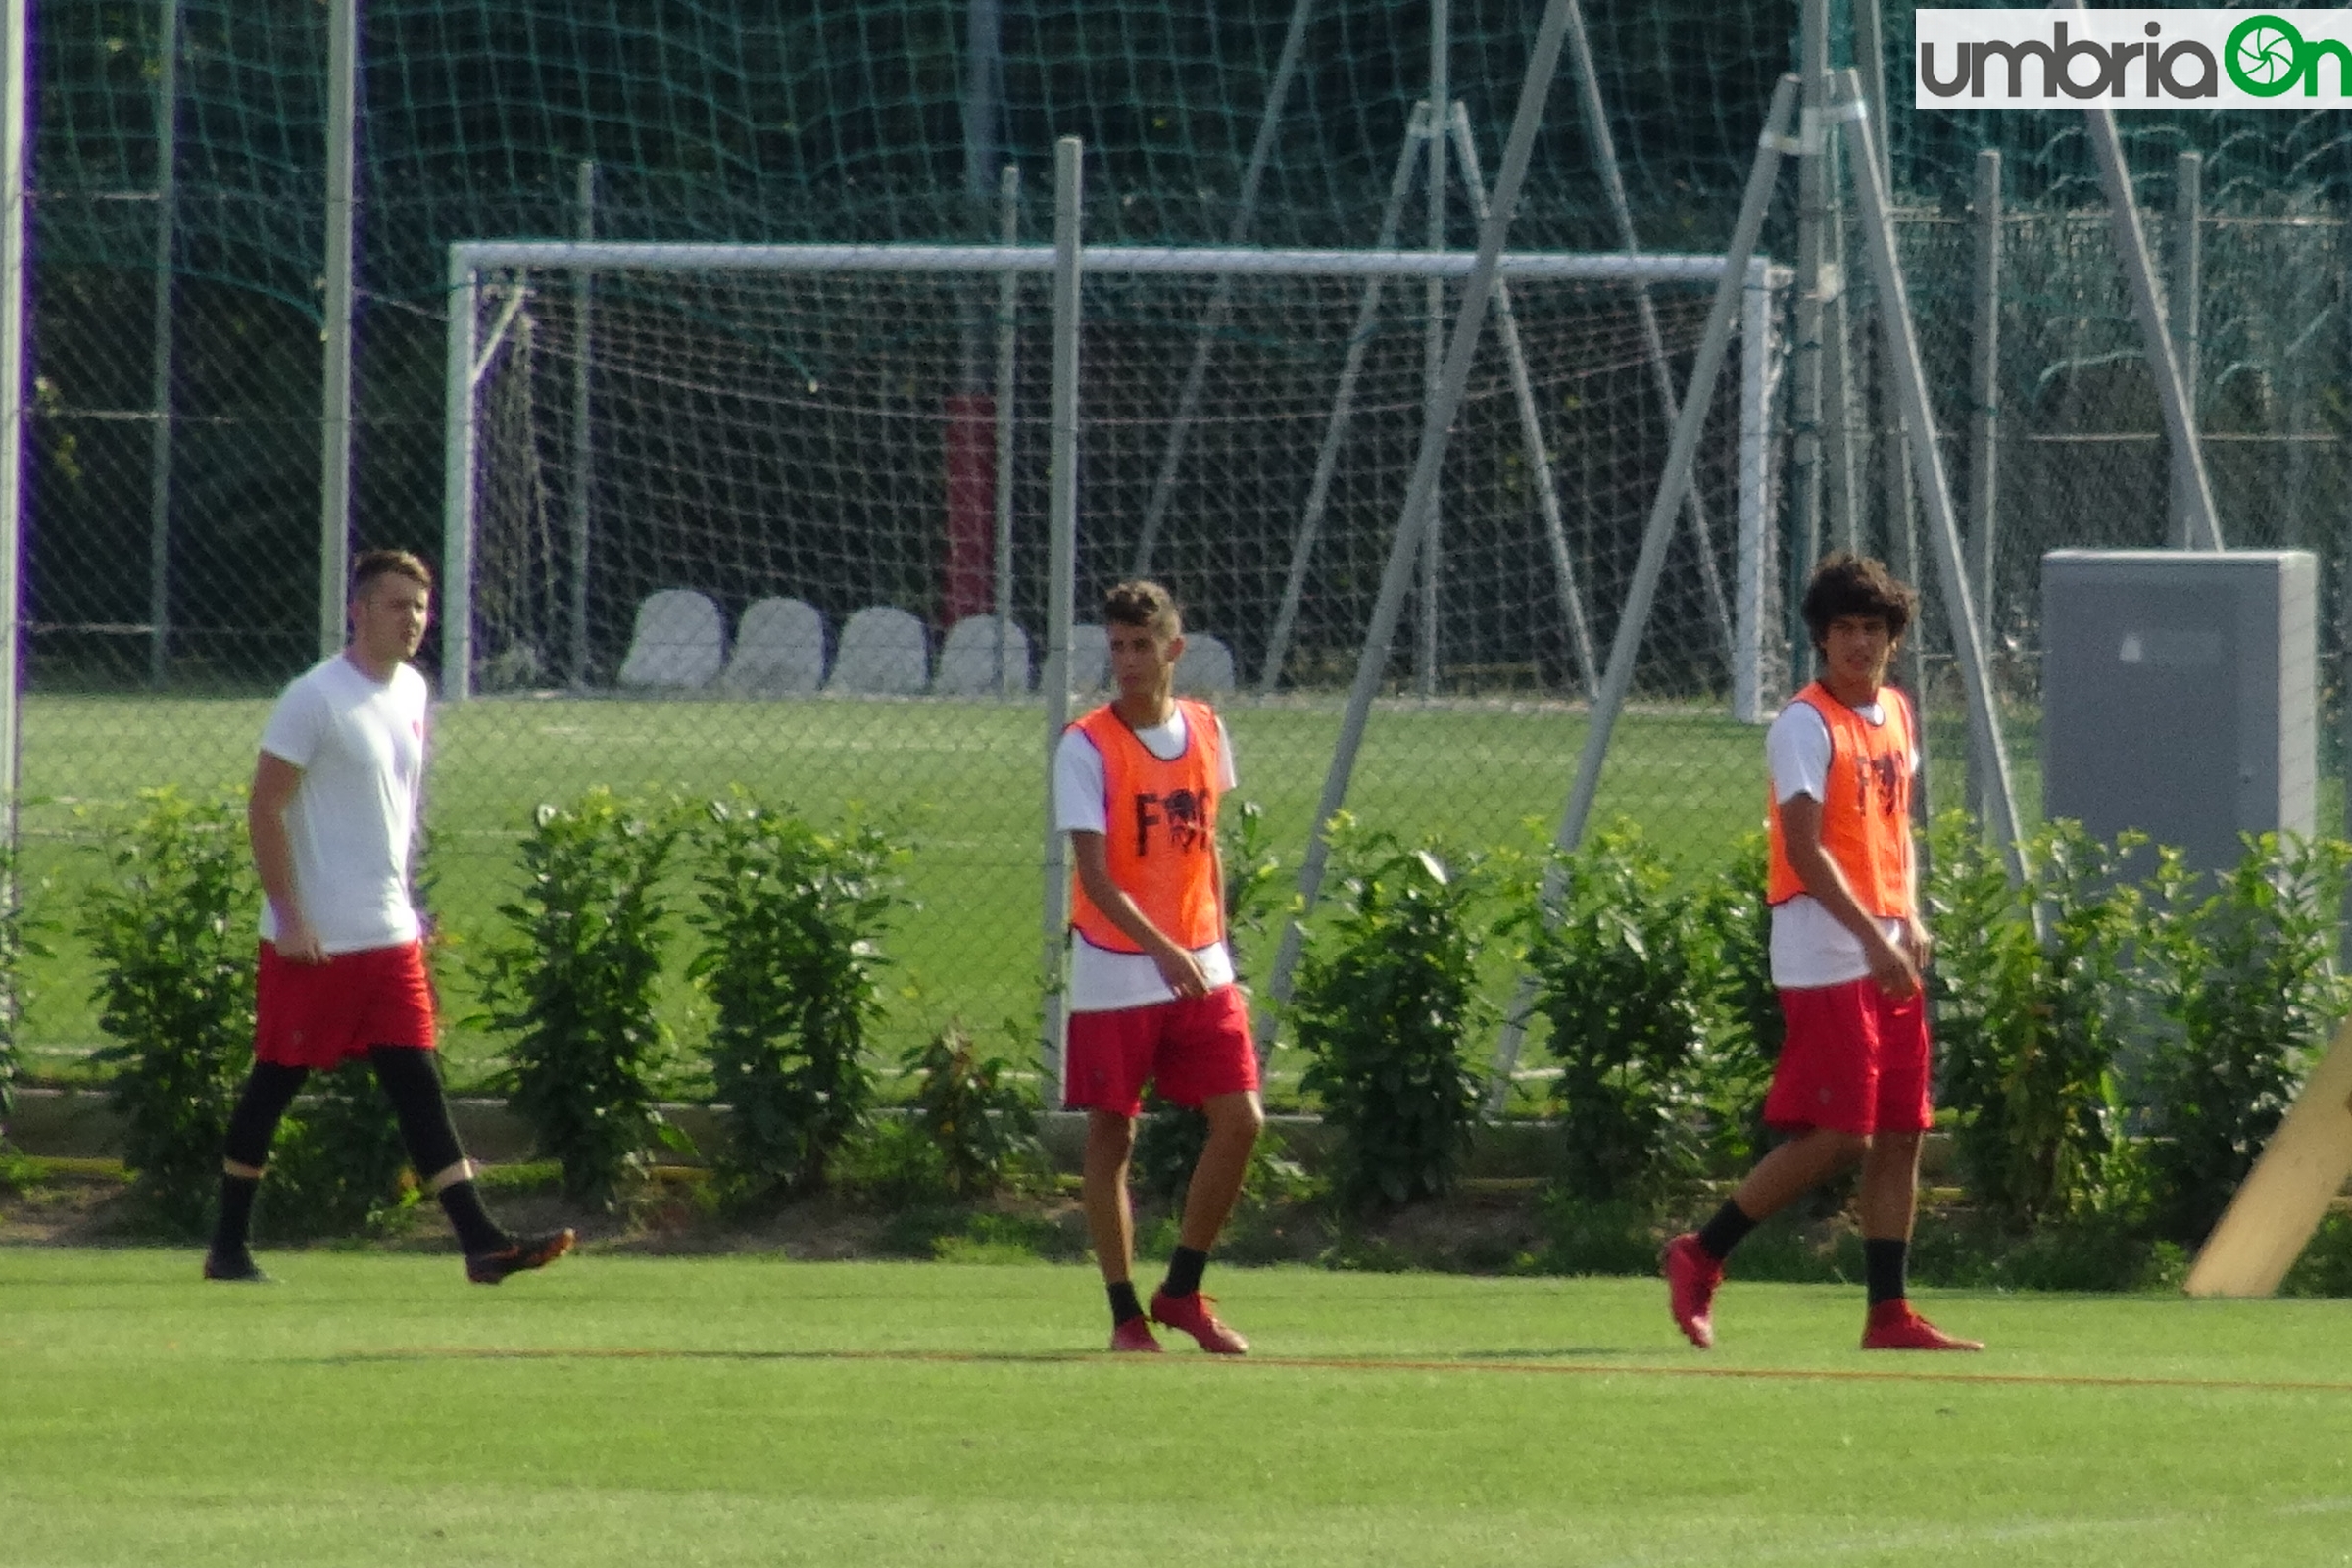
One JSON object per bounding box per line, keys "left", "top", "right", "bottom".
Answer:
{"left": 476, "top": 788, "right": 685, "bottom": 1206}
{"left": 1219, "top": 797, "right": 1286, "bottom": 979}
{"left": 1696, "top": 833, "right": 1781, "bottom": 1167}
{"left": 82, "top": 787, "right": 257, "bottom": 1234}
{"left": 258, "top": 1061, "right": 416, "bottom": 1240}
{"left": 0, "top": 842, "right": 43, "bottom": 1130}
{"left": 1927, "top": 813, "right": 2143, "bottom": 1227}
{"left": 2141, "top": 833, "right": 2352, "bottom": 1243}
{"left": 905, "top": 1021, "right": 1039, "bottom": 1197}
{"left": 1522, "top": 822, "right": 1718, "bottom": 1203}
{"left": 1292, "top": 818, "right": 1489, "bottom": 1211}
{"left": 687, "top": 793, "right": 903, "bottom": 1200}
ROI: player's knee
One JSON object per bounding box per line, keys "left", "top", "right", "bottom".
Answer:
{"left": 1086, "top": 1109, "right": 1137, "bottom": 1159}
{"left": 1202, "top": 1092, "right": 1263, "bottom": 1144}
{"left": 1826, "top": 1129, "right": 1872, "bottom": 1165}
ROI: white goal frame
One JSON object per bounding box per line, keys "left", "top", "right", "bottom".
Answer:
{"left": 439, "top": 238, "right": 1788, "bottom": 713}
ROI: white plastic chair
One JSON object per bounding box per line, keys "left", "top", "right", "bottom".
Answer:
{"left": 720, "top": 597, "right": 827, "bottom": 695}
{"left": 615, "top": 589, "right": 725, "bottom": 691}
{"left": 824, "top": 606, "right": 930, "bottom": 695}
{"left": 1065, "top": 623, "right": 1110, "bottom": 694}
{"left": 1175, "top": 631, "right": 1236, "bottom": 695}
{"left": 933, "top": 614, "right": 1032, "bottom": 695}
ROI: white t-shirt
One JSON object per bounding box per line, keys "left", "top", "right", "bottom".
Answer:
{"left": 1765, "top": 694, "right": 1919, "bottom": 989}
{"left": 257, "top": 654, "right": 429, "bottom": 955}
{"left": 1054, "top": 705, "right": 1239, "bottom": 1012}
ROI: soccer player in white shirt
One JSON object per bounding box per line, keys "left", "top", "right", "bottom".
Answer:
{"left": 204, "top": 550, "right": 572, "bottom": 1285}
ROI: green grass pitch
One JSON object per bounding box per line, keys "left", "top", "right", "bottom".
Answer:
{"left": 2, "top": 1250, "right": 2348, "bottom": 1566}
{"left": 17, "top": 691, "right": 1818, "bottom": 1087}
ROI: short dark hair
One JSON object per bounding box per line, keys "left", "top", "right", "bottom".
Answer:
{"left": 1800, "top": 551, "right": 1915, "bottom": 651}
{"left": 1102, "top": 578, "right": 1181, "bottom": 639}
{"left": 351, "top": 549, "right": 433, "bottom": 601}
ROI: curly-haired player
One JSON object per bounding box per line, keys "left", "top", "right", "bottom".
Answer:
{"left": 1663, "top": 552, "right": 1980, "bottom": 1352}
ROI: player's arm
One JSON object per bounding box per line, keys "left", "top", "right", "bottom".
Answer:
{"left": 1779, "top": 792, "right": 1918, "bottom": 999}
{"left": 250, "top": 751, "right": 325, "bottom": 964}
{"left": 1069, "top": 830, "right": 1210, "bottom": 1000}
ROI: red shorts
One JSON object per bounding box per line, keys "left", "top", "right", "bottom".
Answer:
{"left": 255, "top": 940, "right": 437, "bottom": 1069}
{"left": 1062, "top": 985, "right": 1259, "bottom": 1118}
{"left": 1763, "top": 977, "right": 1933, "bottom": 1137}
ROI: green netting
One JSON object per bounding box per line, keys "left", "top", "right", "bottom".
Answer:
{"left": 18, "top": 0, "right": 2352, "bottom": 1085}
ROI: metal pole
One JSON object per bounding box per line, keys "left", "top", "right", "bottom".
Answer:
{"left": 1853, "top": 0, "right": 1890, "bottom": 193}
{"left": 1255, "top": 111, "right": 1428, "bottom": 694}
{"left": 994, "top": 163, "right": 1021, "bottom": 696}
{"left": 1733, "top": 259, "right": 1781, "bottom": 724}
{"left": 1129, "top": 0, "right": 1319, "bottom": 575}
{"left": 1788, "top": 0, "right": 1830, "bottom": 648}
{"left": 1563, "top": 0, "right": 1734, "bottom": 668}
{"left": 1822, "top": 124, "right": 1864, "bottom": 557}
{"left": 1487, "top": 75, "right": 1800, "bottom": 1105}
{"left": 2077, "top": 79, "right": 2220, "bottom": 548}
{"left": 1838, "top": 72, "right": 2028, "bottom": 888}
{"left": 1, "top": 0, "right": 27, "bottom": 841}
{"left": 567, "top": 161, "right": 596, "bottom": 689}
{"left": 1968, "top": 148, "right": 2002, "bottom": 818}
{"left": 1446, "top": 103, "right": 1599, "bottom": 701}
{"left": 1418, "top": 0, "right": 1449, "bottom": 698}
{"left": 148, "top": 0, "right": 181, "bottom": 689}
{"left": 1259, "top": 0, "right": 1590, "bottom": 1054}
{"left": 319, "top": 0, "right": 360, "bottom": 657}
{"left": 2169, "top": 150, "right": 2201, "bottom": 550}
{"left": 441, "top": 260, "right": 479, "bottom": 701}
{"left": 1039, "top": 137, "right": 1083, "bottom": 1100}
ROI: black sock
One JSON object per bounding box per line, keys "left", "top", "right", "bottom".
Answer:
{"left": 212, "top": 1174, "right": 261, "bottom": 1256}
{"left": 436, "top": 1180, "right": 510, "bottom": 1255}
{"left": 1865, "top": 1238, "right": 1909, "bottom": 1306}
{"left": 1695, "top": 1200, "right": 1758, "bottom": 1263}
{"left": 1162, "top": 1245, "right": 1209, "bottom": 1298}
{"left": 1106, "top": 1281, "right": 1144, "bottom": 1327}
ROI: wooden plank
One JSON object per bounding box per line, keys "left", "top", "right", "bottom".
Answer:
{"left": 2184, "top": 1019, "right": 2352, "bottom": 1298}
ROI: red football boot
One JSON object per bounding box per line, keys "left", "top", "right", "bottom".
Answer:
{"left": 1662, "top": 1232, "right": 1724, "bottom": 1349}
{"left": 1861, "top": 1299, "right": 1984, "bottom": 1351}
{"left": 1150, "top": 1289, "right": 1249, "bottom": 1354}
{"left": 1109, "top": 1316, "right": 1164, "bottom": 1353}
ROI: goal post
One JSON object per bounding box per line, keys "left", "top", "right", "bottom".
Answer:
{"left": 439, "top": 237, "right": 1786, "bottom": 711}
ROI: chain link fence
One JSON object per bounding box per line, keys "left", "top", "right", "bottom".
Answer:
{"left": 18, "top": 0, "right": 2352, "bottom": 1096}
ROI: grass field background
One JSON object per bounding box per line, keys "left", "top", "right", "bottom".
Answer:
{"left": 21, "top": 690, "right": 2028, "bottom": 1093}
{"left": 1, "top": 1250, "right": 2347, "bottom": 1566}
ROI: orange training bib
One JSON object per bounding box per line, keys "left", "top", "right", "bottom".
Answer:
{"left": 1069, "top": 699, "right": 1225, "bottom": 954}
{"left": 1765, "top": 681, "right": 1915, "bottom": 917}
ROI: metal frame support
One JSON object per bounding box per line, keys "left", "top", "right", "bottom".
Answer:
{"left": 2072, "top": 31, "right": 2220, "bottom": 548}
{"left": 440, "top": 261, "right": 480, "bottom": 700}
{"left": 993, "top": 162, "right": 1021, "bottom": 696}
{"left": 1446, "top": 103, "right": 1600, "bottom": 701}
{"left": 1256, "top": 108, "right": 1429, "bottom": 696}
{"left": 2169, "top": 150, "right": 2202, "bottom": 550}
{"left": 1968, "top": 148, "right": 2002, "bottom": 816}
{"left": 567, "top": 161, "right": 596, "bottom": 688}
{"left": 1257, "top": 0, "right": 1588, "bottom": 1058}
{"left": 1129, "top": 0, "right": 1319, "bottom": 575}
{"left": 319, "top": 0, "right": 360, "bottom": 656}
{"left": 1, "top": 0, "right": 27, "bottom": 841}
{"left": 1838, "top": 72, "right": 2028, "bottom": 887}
{"left": 1038, "top": 137, "right": 1084, "bottom": 1100}
{"left": 148, "top": 0, "right": 182, "bottom": 688}
{"left": 1487, "top": 75, "right": 1801, "bottom": 1107}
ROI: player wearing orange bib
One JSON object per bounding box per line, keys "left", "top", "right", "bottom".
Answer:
{"left": 1663, "top": 553, "right": 1981, "bottom": 1352}
{"left": 1054, "top": 580, "right": 1263, "bottom": 1353}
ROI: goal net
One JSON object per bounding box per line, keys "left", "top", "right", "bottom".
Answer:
{"left": 447, "top": 241, "right": 1782, "bottom": 714}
